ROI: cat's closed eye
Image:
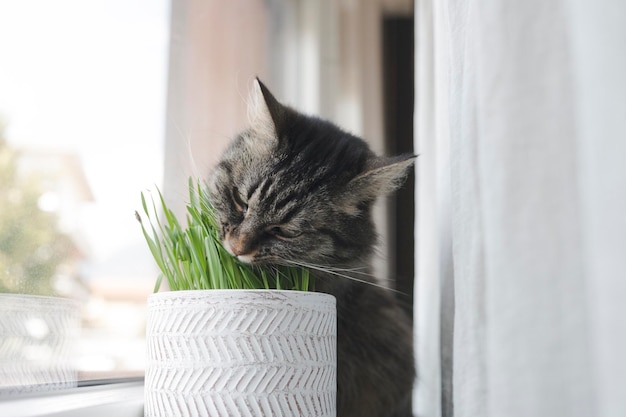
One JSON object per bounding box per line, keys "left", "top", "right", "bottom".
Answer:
{"left": 265, "top": 225, "right": 301, "bottom": 240}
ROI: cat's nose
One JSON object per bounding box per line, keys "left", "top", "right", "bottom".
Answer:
{"left": 229, "top": 239, "right": 246, "bottom": 256}
{"left": 227, "top": 233, "right": 257, "bottom": 258}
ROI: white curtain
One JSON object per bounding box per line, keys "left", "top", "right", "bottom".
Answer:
{"left": 413, "top": 0, "right": 626, "bottom": 416}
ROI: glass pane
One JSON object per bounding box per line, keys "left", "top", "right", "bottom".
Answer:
{"left": 0, "top": 0, "right": 169, "bottom": 390}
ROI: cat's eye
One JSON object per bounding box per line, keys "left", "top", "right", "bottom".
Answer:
{"left": 231, "top": 187, "right": 248, "bottom": 214}
{"left": 266, "top": 226, "right": 301, "bottom": 240}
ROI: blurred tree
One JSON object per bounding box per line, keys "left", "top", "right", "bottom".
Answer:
{"left": 0, "top": 120, "right": 71, "bottom": 295}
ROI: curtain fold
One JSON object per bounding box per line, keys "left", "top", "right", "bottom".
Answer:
{"left": 414, "top": 0, "right": 626, "bottom": 416}
{"left": 448, "top": 2, "right": 486, "bottom": 417}
{"left": 567, "top": 0, "right": 626, "bottom": 414}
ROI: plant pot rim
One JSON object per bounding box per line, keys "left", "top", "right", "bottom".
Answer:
{"left": 0, "top": 294, "right": 81, "bottom": 310}
{"left": 149, "top": 289, "right": 333, "bottom": 297}
{"left": 0, "top": 293, "right": 77, "bottom": 302}
{"left": 147, "top": 289, "right": 337, "bottom": 308}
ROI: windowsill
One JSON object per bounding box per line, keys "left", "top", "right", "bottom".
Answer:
{"left": 0, "top": 378, "right": 144, "bottom": 417}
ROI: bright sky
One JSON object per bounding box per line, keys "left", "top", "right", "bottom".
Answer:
{"left": 0, "top": 0, "right": 169, "bottom": 277}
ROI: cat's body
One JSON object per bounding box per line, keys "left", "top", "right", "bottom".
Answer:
{"left": 208, "top": 79, "right": 415, "bottom": 417}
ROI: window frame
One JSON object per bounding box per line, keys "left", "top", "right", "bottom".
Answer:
{"left": 0, "top": 379, "right": 144, "bottom": 417}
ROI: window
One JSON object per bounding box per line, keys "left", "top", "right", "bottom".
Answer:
{"left": 1, "top": 2, "right": 415, "bottom": 415}
{"left": 0, "top": 0, "right": 169, "bottom": 389}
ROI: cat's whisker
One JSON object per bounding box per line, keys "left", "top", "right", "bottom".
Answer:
{"left": 278, "top": 258, "right": 369, "bottom": 274}
{"left": 283, "top": 259, "right": 406, "bottom": 295}
{"left": 288, "top": 260, "right": 381, "bottom": 279}
{"left": 307, "top": 263, "right": 371, "bottom": 274}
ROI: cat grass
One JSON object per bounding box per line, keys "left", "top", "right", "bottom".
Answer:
{"left": 136, "top": 178, "right": 311, "bottom": 292}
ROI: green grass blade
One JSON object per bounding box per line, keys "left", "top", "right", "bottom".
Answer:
{"left": 137, "top": 179, "right": 312, "bottom": 292}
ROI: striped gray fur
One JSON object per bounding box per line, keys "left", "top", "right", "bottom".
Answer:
{"left": 207, "top": 79, "right": 415, "bottom": 417}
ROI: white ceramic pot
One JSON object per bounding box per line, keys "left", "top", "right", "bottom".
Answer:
{"left": 0, "top": 294, "right": 79, "bottom": 395}
{"left": 145, "top": 290, "right": 337, "bottom": 417}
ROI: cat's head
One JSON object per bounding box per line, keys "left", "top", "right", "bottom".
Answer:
{"left": 208, "top": 79, "right": 414, "bottom": 269}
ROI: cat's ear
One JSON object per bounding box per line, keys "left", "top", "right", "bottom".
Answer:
{"left": 341, "top": 154, "right": 416, "bottom": 214}
{"left": 248, "top": 78, "right": 290, "bottom": 142}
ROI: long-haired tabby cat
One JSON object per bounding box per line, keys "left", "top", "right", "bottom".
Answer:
{"left": 208, "top": 79, "right": 415, "bottom": 417}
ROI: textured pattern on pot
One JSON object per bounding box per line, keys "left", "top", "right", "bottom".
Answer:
{"left": 145, "top": 290, "right": 337, "bottom": 417}
{"left": 0, "top": 294, "right": 80, "bottom": 396}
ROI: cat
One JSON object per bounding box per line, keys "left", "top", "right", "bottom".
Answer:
{"left": 207, "top": 79, "right": 415, "bottom": 417}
